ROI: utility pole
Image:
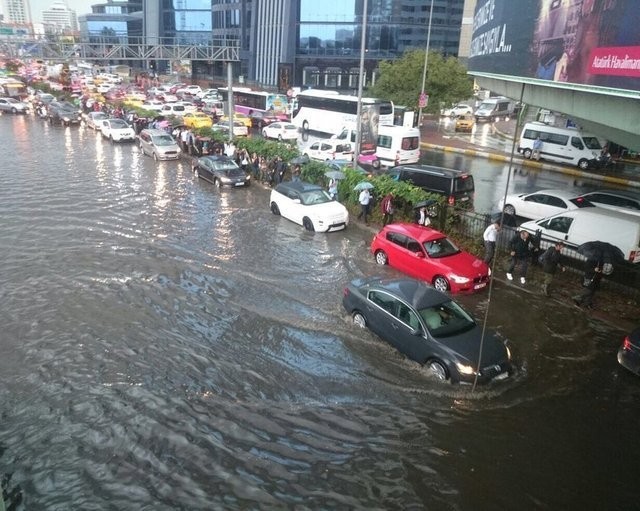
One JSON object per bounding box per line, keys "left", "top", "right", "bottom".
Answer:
{"left": 354, "top": 0, "right": 369, "bottom": 163}
{"left": 418, "top": 0, "right": 435, "bottom": 126}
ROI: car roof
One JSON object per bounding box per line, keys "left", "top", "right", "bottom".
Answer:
{"left": 354, "top": 277, "right": 449, "bottom": 309}
{"left": 200, "top": 155, "right": 235, "bottom": 164}
{"left": 581, "top": 189, "right": 640, "bottom": 201}
{"left": 381, "top": 222, "right": 446, "bottom": 242}
{"left": 390, "top": 164, "right": 469, "bottom": 177}
{"left": 143, "top": 129, "right": 174, "bottom": 136}
{"left": 276, "top": 181, "right": 323, "bottom": 193}
{"left": 517, "top": 189, "right": 582, "bottom": 199}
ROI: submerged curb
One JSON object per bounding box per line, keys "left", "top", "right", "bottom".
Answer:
{"left": 420, "top": 141, "right": 640, "bottom": 189}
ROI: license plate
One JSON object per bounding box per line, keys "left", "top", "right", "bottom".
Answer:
{"left": 474, "top": 282, "right": 487, "bottom": 289}
{"left": 234, "top": 182, "right": 245, "bottom": 187}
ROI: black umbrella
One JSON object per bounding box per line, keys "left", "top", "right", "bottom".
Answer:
{"left": 577, "top": 241, "right": 625, "bottom": 265}
{"left": 290, "top": 154, "right": 310, "bottom": 165}
{"left": 413, "top": 199, "right": 440, "bottom": 218}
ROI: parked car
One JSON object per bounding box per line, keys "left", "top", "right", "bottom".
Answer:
{"left": 214, "top": 120, "right": 248, "bottom": 137}
{"left": 262, "top": 122, "right": 299, "bottom": 141}
{"left": 47, "top": 102, "right": 81, "bottom": 126}
{"left": 138, "top": 128, "right": 181, "bottom": 161}
{"left": 100, "top": 118, "right": 136, "bottom": 142}
{"left": 498, "top": 189, "right": 595, "bottom": 220}
{"left": 192, "top": 155, "right": 250, "bottom": 188}
{"left": 195, "top": 88, "right": 219, "bottom": 99}
{"left": 269, "top": 181, "right": 349, "bottom": 232}
{"left": 577, "top": 190, "right": 640, "bottom": 215}
{"left": 140, "top": 100, "right": 165, "bottom": 113}
{"left": 160, "top": 102, "right": 196, "bottom": 116}
{"left": 176, "top": 84, "right": 202, "bottom": 96}
{"left": 387, "top": 164, "right": 474, "bottom": 206}
{"left": 454, "top": 114, "right": 475, "bottom": 133}
{"left": 441, "top": 103, "right": 473, "bottom": 117}
{"left": 342, "top": 276, "right": 512, "bottom": 383}
{"left": 0, "top": 97, "right": 30, "bottom": 114}
{"left": 371, "top": 223, "right": 490, "bottom": 293}
{"left": 250, "top": 111, "right": 280, "bottom": 129}
{"left": 84, "top": 111, "right": 108, "bottom": 130}
{"left": 183, "top": 112, "right": 213, "bottom": 129}
{"left": 304, "top": 140, "right": 354, "bottom": 162}
{"left": 218, "top": 113, "right": 252, "bottom": 129}
{"left": 618, "top": 327, "right": 640, "bottom": 376}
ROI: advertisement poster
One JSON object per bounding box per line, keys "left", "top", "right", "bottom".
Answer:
{"left": 359, "top": 104, "right": 378, "bottom": 154}
{"left": 468, "top": 0, "right": 640, "bottom": 93}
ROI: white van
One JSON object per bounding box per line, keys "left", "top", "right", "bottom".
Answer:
{"left": 376, "top": 125, "right": 421, "bottom": 167}
{"left": 474, "top": 97, "right": 514, "bottom": 122}
{"left": 518, "top": 121, "right": 603, "bottom": 170}
{"left": 519, "top": 208, "right": 640, "bottom": 263}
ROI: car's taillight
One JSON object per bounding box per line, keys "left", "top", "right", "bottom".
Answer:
{"left": 622, "top": 336, "right": 632, "bottom": 351}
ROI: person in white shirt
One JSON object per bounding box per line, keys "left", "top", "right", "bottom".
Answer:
{"left": 356, "top": 189, "right": 371, "bottom": 224}
{"left": 482, "top": 220, "right": 501, "bottom": 264}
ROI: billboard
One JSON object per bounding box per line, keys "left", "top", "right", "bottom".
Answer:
{"left": 468, "top": 0, "right": 640, "bottom": 92}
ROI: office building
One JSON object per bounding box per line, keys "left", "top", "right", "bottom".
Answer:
{"left": 42, "top": 1, "right": 78, "bottom": 32}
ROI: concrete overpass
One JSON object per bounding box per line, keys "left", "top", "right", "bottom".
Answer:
{"left": 473, "top": 73, "right": 640, "bottom": 152}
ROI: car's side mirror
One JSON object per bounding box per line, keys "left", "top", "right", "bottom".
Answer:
{"left": 293, "top": 199, "right": 301, "bottom": 204}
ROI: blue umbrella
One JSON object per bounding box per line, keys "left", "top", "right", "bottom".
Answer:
{"left": 353, "top": 181, "right": 374, "bottom": 191}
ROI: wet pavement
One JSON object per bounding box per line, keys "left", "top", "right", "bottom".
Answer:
{"left": 420, "top": 115, "right": 640, "bottom": 188}
{"left": 0, "top": 114, "right": 639, "bottom": 510}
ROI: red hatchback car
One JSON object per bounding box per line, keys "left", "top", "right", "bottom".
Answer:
{"left": 371, "top": 223, "right": 490, "bottom": 293}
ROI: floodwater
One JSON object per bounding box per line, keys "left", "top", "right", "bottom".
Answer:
{"left": 1, "top": 114, "right": 639, "bottom": 510}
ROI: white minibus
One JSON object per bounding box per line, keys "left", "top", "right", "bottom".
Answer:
{"left": 519, "top": 208, "right": 640, "bottom": 263}
{"left": 518, "top": 121, "right": 603, "bottom": 169}
{"left": 376, "top": 125, "right": 421, "bottom": 167}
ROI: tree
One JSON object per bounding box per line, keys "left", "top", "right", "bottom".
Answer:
{"left": 368, "top": 49, "right": 474, "bottom": 114}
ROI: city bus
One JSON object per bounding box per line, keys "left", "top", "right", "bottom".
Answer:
{"left": 291, "top": 90, "right": 394, "bottom": 133}
{"left": 0, "top": 78, "right": 27, "bottom": 98}
{"left": 218, "top": 87, "right": 289, "bottom": 121}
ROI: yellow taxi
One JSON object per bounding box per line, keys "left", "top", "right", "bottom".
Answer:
{"left": 183, "top": 112, "right": 213, "bottom": 129}
{"left": 454, "top": 114, "right": 475, "bottom": 133}
{"left": 218, "top": 112, "right": 252, "bottom": 129}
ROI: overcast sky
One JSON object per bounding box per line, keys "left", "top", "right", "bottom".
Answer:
{"left": 29, "top": 0, "right": 92, "bottom": 23}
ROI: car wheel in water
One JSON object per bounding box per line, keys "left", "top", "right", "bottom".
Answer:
{"left": 503, "top": 204, "right": 516, "bottom": 216}
{"left": 262, "top": 130, "right": 268, "bottom": 138}
{"left": 523, "top": 148, "right": 532, "bottom": 159}
{"left": 302, "top": 217, "right": 315, "bottom": 232}
{"left": 375, "top": 250, "right": 388, "bottom": 265}
{"left": 153, "top": 152, "right": 158, "bottom": 162}
{"left": 372, "top": 159, "right": 381, "bottom": 170}
{"left": 302, "top": 120, "right": 309, "bottom": 132}
{"left": 578, "top": 158, "right": 590, "bottom": 170}
{"left": 11, "top": 108, "right": 17, "bottom": 114}
{"left": 194, "top": 168, "right": 199, "bottom": 178}
{"left": 427, "top": 360, "right": 448, "bottom": 381}
{"left": 433, "top": 276, "right": 450, "bottom": 292}
{"left": 270, "top": 202, "right": 280, "bottom": 215}
{"left": 352, "top": 311, "right": 366, "bottom": 329}
{"left": 215, "top": 179, "right": 223, "bottom": 189}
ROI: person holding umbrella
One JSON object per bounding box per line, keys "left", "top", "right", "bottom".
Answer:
{"left": 573, "top": 259, "right": 603, "bottom": 309}
{"left": 357, "top": 188, "right": 372, "bottom": 225}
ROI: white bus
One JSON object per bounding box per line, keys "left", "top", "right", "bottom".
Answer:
{"left": 292, "top": 90, "right": 394, "bottom": 154}
{"left": 375, "top": 125, "right": 421, "bottom": 167}
{"left": 218, "top": 87, "right": 289, "bottom": 121}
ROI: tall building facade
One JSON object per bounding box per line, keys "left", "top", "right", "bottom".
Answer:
{"left": 141, "top": 0, "right": 465, "bottom": 90}
{"left": 78, "top": 0, "right": 142, "bottom": 41}
{"left": 42, "top": 1, "right": 78, "bottom": 32}
{"left": 2, "top": 0, "right": 32, "bottom": 24}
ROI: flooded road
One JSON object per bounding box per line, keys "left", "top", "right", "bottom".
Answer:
{"left": 1, "top": 115, "right": 639, "bottom": 509}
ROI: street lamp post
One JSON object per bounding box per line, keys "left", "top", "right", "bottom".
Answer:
{"left": 354, "top": 0, "right": 369, "bottom": 163}
{"left": 418, "top": 0, "right": 435, "bottom": 126}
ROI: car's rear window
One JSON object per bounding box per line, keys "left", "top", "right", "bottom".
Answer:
{"left": 454, "top": 175, "right": 474, "bottom": 193}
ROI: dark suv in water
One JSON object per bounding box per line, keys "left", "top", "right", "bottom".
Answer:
{"left": 47, "top": 102, "right": 82, "bottom": 126}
